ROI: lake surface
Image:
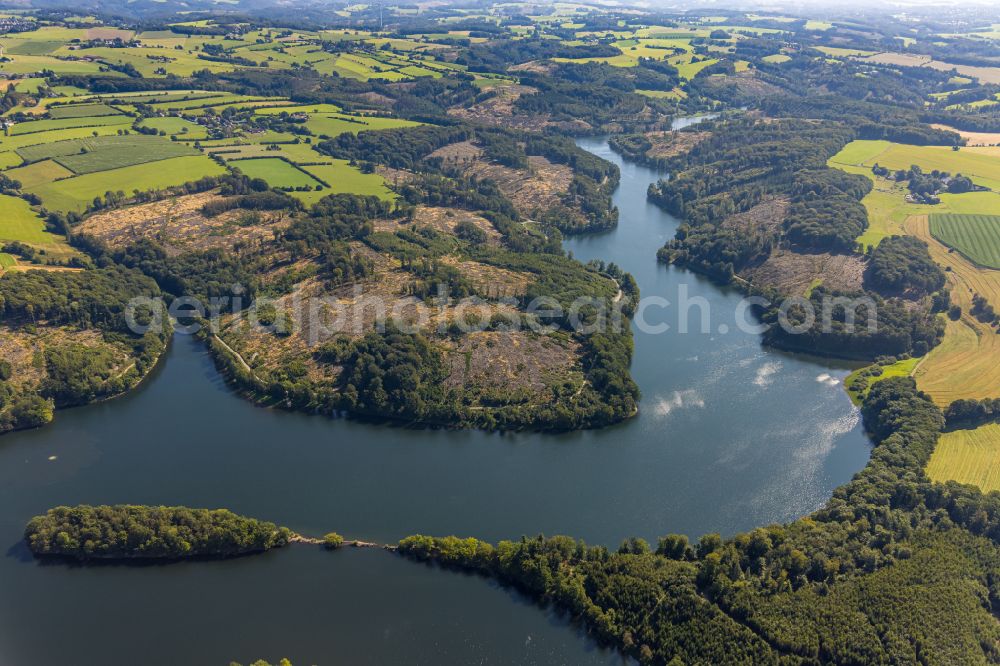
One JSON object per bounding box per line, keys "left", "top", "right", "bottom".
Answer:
{"left": 0, "top": 127, "right": 871, "bottom": 665}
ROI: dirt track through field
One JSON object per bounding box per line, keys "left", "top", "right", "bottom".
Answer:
{"left": 906, "top": 214, "right": 1000, "bottom": 404}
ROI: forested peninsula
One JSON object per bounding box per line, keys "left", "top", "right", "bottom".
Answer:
{"left": 0, "top": 268, "right": 169, "bottom": 433}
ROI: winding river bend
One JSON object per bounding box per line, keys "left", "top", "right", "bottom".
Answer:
{"left": 0, "top": 125, "right": 871, "bottom": 665}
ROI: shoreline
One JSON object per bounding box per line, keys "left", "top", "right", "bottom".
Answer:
{"left": 0, "top": 330, "right": 173, "bottom": 438}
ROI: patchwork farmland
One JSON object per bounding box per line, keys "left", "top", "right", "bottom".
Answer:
{"left": 0, "top": 14, "right": 435, "bottom": 218}
{"left": 0, "top": 59, "right": 410, "bottom": 261}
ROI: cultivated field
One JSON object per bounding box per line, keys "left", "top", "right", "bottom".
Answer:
{"left": 52, "top": 137, "right": 197, "bottom": 174}
{"left": 815, "top": 46, "right": 878, "bottom": 57}
{"left": 8, "top": 114, "right": 131, "bottom": 135}
{"left": 930, "top": 213, "right": 1000, "bottom": 269}
{"left": 841, "top": 51, "right": 1000, "bottom": 85}
{"left": 0, "top": 124, "right": 132, "bottom": 157}
{"left": 907, "top": 215, "right": 1000, "bottom": 404}
{"left": 929, "top": 123, "right": 1000, "bottom": 147}
{"left": 47, "top": 103, "right": 122, "bottom": 119}
{"left": 926, "top": 423, "right": 1000, "bottom": 493}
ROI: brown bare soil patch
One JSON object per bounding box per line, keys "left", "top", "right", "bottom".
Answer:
{"left": 217, "top": 246, "right": 528, "bottom": 383}
{"left": 742, "top": 249, "right": 864, "bottom": 295}
{"left": 78, "top": 191, "right": 290, "bottom": 254}
{"left": 374, "top": 206, "right": 502, "bottom": 245}
{"left": 452, "top": 84, "right": 535, "bottom": 117}
{"left": 701, "top": 71, "right": 784, "bottom": 98}
{"left": 861, "top": 52, "right": 930, "bottom": 67}
{"left": 358, "top": 91, "right": 395, "bottom": 109}
{"left": 86, "top": 27, "right": 134, "bottom": 40}
{"left": 465, "top": 155, "right": 576, "bottom": 221}
{"left": 930, "top": 124, "right": 1000, "bottom": 147}
{"left": 644, "top": 130, "right": 711, "bottom": 159}
{"left": 440, "top": 256, "right": 529, "bottom": 297}
{"left": 448, "top": 84, "right": 584, "bottom": 132}
{"left": 212, "top": 237, "right": 577, "bottom": 414}
{"left": 426, "top": 140, "right": 577, "bottom": 220}
{"left": 442, "top": 330, "right": 582, "bottom": 405}
{"left": 509, "top": 61, "right": 557, "bottom": 75}
{"left": 375, "top": 165, "right": 417, "bottom": 188}
{"left": 426, "top": 140, "right": 483, "bottom": 165}
{"left": 721, "top": 197, "right": 789, "bottom": 234}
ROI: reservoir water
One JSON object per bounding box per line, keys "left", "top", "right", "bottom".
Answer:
{"left": 0, "top": 129, "right": 871, "bottom": 665}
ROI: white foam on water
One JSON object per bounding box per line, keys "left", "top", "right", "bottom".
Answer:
{"left": 652, "top": 390, "right": 705, "bottom": 417}
{"left": 753, "top": 361, "right": 782, "bottom": 388}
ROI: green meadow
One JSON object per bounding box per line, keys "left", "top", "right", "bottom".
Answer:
{"left": 845, "top": 357, "right": 921, "bottom": 405}
{"left": 0, "top": 193, "right": 66, "bottom": 245}
{"left": 255, "top": 103, "right": 343, "bottom": 115}
{"left": 829, "top": 140, "right": 1000, "bottom": 247}
{"left": 27, "top": 155, "right": 227, "bottom": 212}
{"left": 53, "top": 139, "right": 197, "bottom": 175}
{"left": 303, "top": 160, "right": 395, "bottom": 201}
{"left": 0, "top": 125, "right": 134, "bottom": 166}
{"left": 0, "top": 54, "right": 114, "bottom": 75}
{"left": 5, "top": 40, "right": 63, "bottom": 55}
{"left": 5, "top": 160, "right": 74, "bottom": 189}
{"left": 230, "top": 157, "right": 323, "bottom": 189}
{"left": 136, "top": 117, "right": 208, "bottom": 138}
{"left": 302, "top": 114, "right": 420, "bottom": 138}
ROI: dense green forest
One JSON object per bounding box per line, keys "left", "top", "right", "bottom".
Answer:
{"left": 865, "top": 236, "right": 946, "bottom": 297}
{"left": 757, "top": 286, "right": 944, "bottom": 359}
{"left": 25, "top": 505, "right": 291, "bottom": 560}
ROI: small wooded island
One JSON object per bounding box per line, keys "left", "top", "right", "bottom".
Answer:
{"left": 25, "top": 505, "right": 291, "bottom": 561}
